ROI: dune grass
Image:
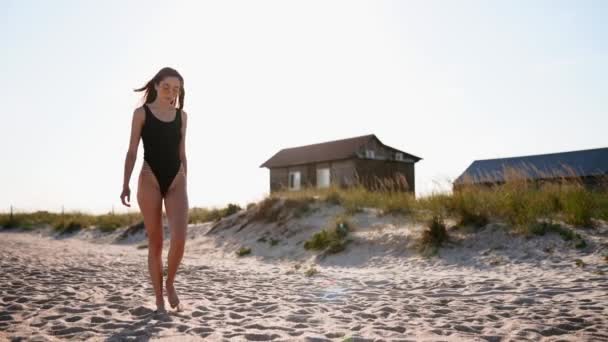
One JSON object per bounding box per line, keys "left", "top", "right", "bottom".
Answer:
{"left": 0, "top": 210, "right": 144, "bottom": 232}
{"left": 2, "top": 170, "right": 606, "bottom": 241}
{"left": 304, "top": 214, "right": 353, "bottom": 254}
{"left": 0, "top": 203, "right": 243, "bottom": 232}
{"left": 270, "top": 171, "right": 607, "bottom": 238}
{"left": 418, "top": 216, "right": 449, "bottom": 256}
{"left": 188, "top": 203, "right": 242, "bottom": 224}
{"left": 236, "top": 246, "right": 252, "bottom": 257}
{"left": 271, "top": 184, "right": 415, "bottom": 216}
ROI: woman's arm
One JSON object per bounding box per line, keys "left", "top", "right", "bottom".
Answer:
{"left": 179, "top": 110, "right": 188, "bottom": 176}
{"left": 123, "top": 107, "right": 145, "bottom": 190}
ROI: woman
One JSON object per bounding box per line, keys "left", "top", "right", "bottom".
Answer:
{"left": 120, "top": 67, "right": 189, "bottom": 313}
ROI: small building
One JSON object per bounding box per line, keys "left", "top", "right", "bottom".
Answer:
{"left": 260, "top": 134, "right": 422, "bottom": 193}
{"left": 454, "top": 147, "right": 608, "bottom": 191}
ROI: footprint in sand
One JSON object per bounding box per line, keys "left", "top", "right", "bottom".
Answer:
{"left": 107, "top": 295, "right": 123, "bottom": 302}
{"left": 0, "top": 314, "right": 14, "bottom": 322}
{"left": 285, "top": 314, "right": 309, "bottom": 323}
{"left": 65, "top": 316, "right": 83, "bottom": 322}
{"left": 325, "top": 332, "right": 347, "bottom": 339}
{"left": 261, "top": 304, "right": 279, "bottom": 313}
{"left": 374, "top": 324, "right": 407, "bottom": 334}
{"left": 29, "top": 319, "right": 48, "bottom": 328}
{"left": 58, "top": 307, "right": 90, "bottom": 314}
{"left": 228, "top": 312, "right": 245, "bottom": 319}
{"left": 53, "top": 326, "right": 91, "bottom": 336}
{"left": 2, "top": 296, "right": 17, "bottom": 302}
{"left": 433, "top": 308, "right": 455, "bottom": 315}
{"left": 191, "top": 310, "right": 207, "bottom": 318}
{"left": 107, "top": 304, "right": 129, "bottom": 311}
{"left": 101, "top": 322, "right": 132, "bottom": 330}
{"left": 91, "top": 316, "right": 110, "bottom": 324}
{"left": 129, "top": 306, "right": 153, "bottom": 317}
{"left": 187, "top": 327, "right": 214, "bottom": 335}
{"left": 243, "top": 333, "right": 281, "bottom": 341}
{"left": 355, "top": 312, "right": 377, "bottom": 320}
{"left": 41, "top": 314, "right": 64, "bottom": 321}
{"left": 5, "top": 304, "right": 26, "bottom": 312}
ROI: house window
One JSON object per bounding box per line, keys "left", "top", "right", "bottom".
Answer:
{"left": 365, "top": 150, "right": 375, "bottom": 159}
{"left": 395, "top": 152, "right": 403, "bottom": 161}
{"left": 288, "top": 171, "right": 301, "bottom": 190}
{"left": 316, "top": 168, "right": 330, "bottom": 188}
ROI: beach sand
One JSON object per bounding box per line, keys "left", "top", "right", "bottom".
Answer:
{"left": 1, "top": 204, "right": 607, "bottom": 341}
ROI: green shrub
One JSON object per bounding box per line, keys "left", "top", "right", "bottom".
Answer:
{"left": 304, "top": 215, "right": 351, "bottom": 254}
{"left": 420, "top": 216, "right": 448, "bottom": 250}
{"left": 236, "top": 247, "right": 251, "bottom": 257}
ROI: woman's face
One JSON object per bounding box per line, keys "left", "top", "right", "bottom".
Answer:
{"left": 155, "top": 76, "right": 181, "bottom": 106}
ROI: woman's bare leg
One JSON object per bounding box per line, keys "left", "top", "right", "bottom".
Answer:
{"left": 163, "top": 163, "right": 189, "bottom": 309}
{"left": 137, "top": 161, "right": 165, "bottom": 311}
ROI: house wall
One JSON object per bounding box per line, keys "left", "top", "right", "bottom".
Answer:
{"left": 269, "top": 165, "right": 313, "bottom": 192}
{"left": 269, "top": 167, "right": 288, "bottom": 192}
{"left": 356, "top": 138, "right": 390, "bottom": 159}
{"left": 329, "top": 160, "right": 357, "bottom": 187}
{"left": 354, "top": 138, "right": 418, "bottom": 162}
{"left": 269, "top": 160, "right": 358, "bottom": 192}
{"left": 354, "top": 159, "right": 415, "bottom": 193}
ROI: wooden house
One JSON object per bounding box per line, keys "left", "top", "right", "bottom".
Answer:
{"left": 260, "top": 134, "right": 422, "bottom": 194}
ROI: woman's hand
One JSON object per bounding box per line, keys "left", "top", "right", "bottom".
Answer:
{"left": 120, "top": 186, "right": 131, "bottom": 207}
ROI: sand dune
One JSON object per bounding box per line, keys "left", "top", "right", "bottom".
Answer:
{"left": 1, "top": 204, "right": 607, "bottom": 341}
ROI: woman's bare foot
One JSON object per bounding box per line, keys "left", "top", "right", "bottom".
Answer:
{"left": 166, "top": 282, "right": 182, "bottom": 311}
{"left": 155, "top": 298, "right": 166, "bottom": 314}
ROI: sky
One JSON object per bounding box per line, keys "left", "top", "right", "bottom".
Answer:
{"left": 1, "top": 0, "right": 606, "bottom": 215}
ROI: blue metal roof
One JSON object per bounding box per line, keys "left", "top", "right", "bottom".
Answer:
{"left": 454, "top": 147, "right": 608, "bottom": 184}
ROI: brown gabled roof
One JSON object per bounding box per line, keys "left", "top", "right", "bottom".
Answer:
{"left": 260, "top": 134, "right": 422, "bottom": 168}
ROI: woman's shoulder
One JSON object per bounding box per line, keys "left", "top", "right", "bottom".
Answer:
{"left": 134, "top": 105, "right": 147, "bottom": 117}
{"left": 132, "top": 106, "right": 147, "bottom": 125}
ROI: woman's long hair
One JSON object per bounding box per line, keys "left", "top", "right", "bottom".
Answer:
{"left": 134, "top": 67, "right": 185, "bottom": 111}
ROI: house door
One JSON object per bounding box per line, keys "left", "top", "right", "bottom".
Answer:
{"left": 316, "top": 168, "right": 330, "bottom": 188}
{"left": 289, "top": 171, "right": 301, "bottom": 190}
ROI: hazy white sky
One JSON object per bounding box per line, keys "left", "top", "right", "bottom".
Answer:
{"left": 1, "top": 0, "right": 606, "bottom": 214}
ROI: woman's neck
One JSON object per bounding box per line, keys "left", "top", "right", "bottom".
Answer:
{"left": 150, "top": 99, "right": 174, "bottom": 112}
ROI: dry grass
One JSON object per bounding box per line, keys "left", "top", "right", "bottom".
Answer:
{"left": 3, "top": 165, "right": 606, "bottom": 242}
{"left": 304, "top": 214, "right": 352, "bottom": 254}
{"left": 236, "top": 246, "right": 252, "bottom": 257}
{"left": 262, "top": 166, "right": 607, "bottom": 240}
{"left": 189, "top": 204, "right": 242, "bottom": 224}
{"left": 0, "top": 210, "right": 143, "bottom": 232}
{"left": 417, "top": 216, "right": 449, "bottom": 256}
{"left": 452, "top": 165, "right": 607, "bottom": 229}
{"left": 272, "top": 183, "right": 415, "bottom": 216}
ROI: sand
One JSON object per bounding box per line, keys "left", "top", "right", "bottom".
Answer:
{"left": 1, "top": 203, "right": 607, "bottom": 341}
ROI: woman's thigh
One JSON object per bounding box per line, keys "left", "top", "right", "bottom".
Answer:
{"left": 164, "top": 163, "right": 188, "bottom": 241}
{"left": 137, "top": 162, "right": 164, "bottom": 243}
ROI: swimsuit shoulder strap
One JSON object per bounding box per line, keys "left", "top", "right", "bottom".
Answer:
{"left": 142, "top": 104, "right": 150, "bottom": 122}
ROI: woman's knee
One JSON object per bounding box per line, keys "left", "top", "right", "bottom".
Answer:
{"left": 148, "top": 238, "right": 163, "bottom": 256}
{"left": 170, "top": 232, "right": 187, "bottom": 245}
{"left": 146, "top": 224, "right": 164, "bottom": 254}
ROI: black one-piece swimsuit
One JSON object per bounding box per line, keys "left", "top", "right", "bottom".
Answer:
{"left": 141, "top": 104, "right": 182, "bottom": 198}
